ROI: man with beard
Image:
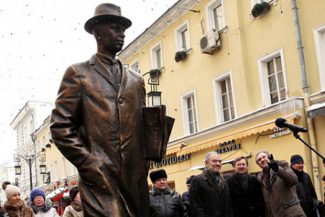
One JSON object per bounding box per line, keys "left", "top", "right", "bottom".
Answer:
{"left": 225, "top": 156, "right": 265, "bottom": 217}
{"left": 255, "top": 151, "right": 306, "bottom": 217}
{"left": 190, "top": 151, "right": 233, "bottom": 217}
{"left": 50, "top": 3, "right": 149, "bottom": 216}
{"left": 290, "top": 154, "right": 318, "bottom": 217}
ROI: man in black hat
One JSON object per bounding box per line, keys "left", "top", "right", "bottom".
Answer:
{"left": 290, "top": 154, "right": 318, "bottom": 217}
{"left": 50, "top": 3, "right": 149, "bottom": 217}
{"left": 149, "top": 169, "right": 184, "bottom": 217}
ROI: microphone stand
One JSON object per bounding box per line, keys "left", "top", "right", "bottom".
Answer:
{"left": 293, "top": 131, "right": 325, "bottom": 162}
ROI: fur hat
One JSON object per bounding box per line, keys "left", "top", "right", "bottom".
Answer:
{"left": 290, "top": 154, "right": 304, "bottom": 165}
{"left": 84, "top": 3, "right": 132, "bottom": 34}
{"left": 69, "top": 186, "right": 79, "bottom": 201}
{"left": 149, "top": 169, "right": 167, "bottom": 183}
{"left": 30, "top": 188, "right": 46, "bottom": 201}
{"left": 5, "top": 185, "right": 20, "bottom": 200}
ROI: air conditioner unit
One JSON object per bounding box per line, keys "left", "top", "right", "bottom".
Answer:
{"left": 200, "top": 30, "right": 221, "bottom": 54}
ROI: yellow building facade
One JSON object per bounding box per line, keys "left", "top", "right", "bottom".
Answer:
{"left": 33, "top": 116, "right": 79, "bottom": 193}
{"left": 119, "top": 0, "right": 325, "bottom": 197}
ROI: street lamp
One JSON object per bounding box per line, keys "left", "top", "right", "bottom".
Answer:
{"left": 147, "top": 69, "right": 162, "bottom": 107}
{"left": 14, "top": 152, "right": 46, "bottom": 190}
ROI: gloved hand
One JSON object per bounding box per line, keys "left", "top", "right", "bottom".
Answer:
{"left": 267, "top": 154, "right": 279, "bottom": 172}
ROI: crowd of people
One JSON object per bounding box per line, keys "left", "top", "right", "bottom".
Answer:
{"left": 149, "top": 151, "right": 324, "bottom": 217}
{"left": 0, "top": 150, "right": 324, "bottom": 217}
{"left": 0, "top": 182, "right": 83, "bottom": 217}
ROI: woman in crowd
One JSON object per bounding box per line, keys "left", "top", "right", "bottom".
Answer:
{"left": 3, "top": 184, "right": 34, "bottom": 217}
{"left": 63, "top": 186, "right": 83, "bottom": 217}
{"left": 29, "top": 188, "right": 59, "bottom": 217}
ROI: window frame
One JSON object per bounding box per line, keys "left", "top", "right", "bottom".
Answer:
{"left": 150, "top": 41, "right": 163, "bottom": 70}
{"left": 175, "top": 21, "right": 191, "bottom": 51}
{"left": 181, "top": 91, "right": 199, "bottom": 135}
{"left": 258, "top": 49, "right": 288, "bottom": 106}
{"left": 314, "top": 24, "right": 325, "bottom": 91}
{"left": 213, "top": 72, "right": 237, "bottom": 124}
{"left": 205, "top": 0, "right": 226, "bottom": 32}
{"left": 130, "top": 59, "right": 140, "bottom": 73}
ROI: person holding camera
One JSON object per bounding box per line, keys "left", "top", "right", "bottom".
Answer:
{"left": 255, "top": 151, "right": 306, "bottom": 217}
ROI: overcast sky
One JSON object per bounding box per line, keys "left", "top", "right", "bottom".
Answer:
{"left": 0, "top": 0, "right": 178, "bottom": 165}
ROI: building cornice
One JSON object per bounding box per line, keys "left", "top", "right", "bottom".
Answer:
{"left": 168, "top": 97, "right": 304, "bottom": 147}
{"left": 309, "top": 91, "right": 325, "bottom": 104}
{"left": 119, "top": 0, "right": 199, "bottom": 61}
{"left": 10, "top": 101, "right": 52, "bottom": 129}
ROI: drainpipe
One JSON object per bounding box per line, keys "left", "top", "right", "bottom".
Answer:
{"left": 291, "top": 0, "right": 321, "bottom": 199}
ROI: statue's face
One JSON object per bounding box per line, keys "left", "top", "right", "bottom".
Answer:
{"left": 96, "top": 21, "right": 126, "bottom": 54}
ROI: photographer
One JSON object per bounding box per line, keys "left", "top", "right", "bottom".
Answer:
{"left": 255, "top": 151, "right": 306, "bottom": 217}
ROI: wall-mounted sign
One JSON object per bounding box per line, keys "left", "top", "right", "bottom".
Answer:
{"left": 269, "top": 127, "right": 291, "bottom": 139}
{"left": 215, "top": 140, "right": 241, "bottom": 154}
{"left": 149, "top": 154, "right": 191, "bottom": 169}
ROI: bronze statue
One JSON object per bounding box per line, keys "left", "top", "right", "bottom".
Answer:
{"left": 50, "top": 3, "right": 149, "bottom": 217}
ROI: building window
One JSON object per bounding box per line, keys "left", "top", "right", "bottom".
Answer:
{"left": 182, "top": 92, "right": 198, "bottom": 135}
{"left": 151, "top": 43, "right": 163, "bottom": 69}
{"left": 259, "top": 50, "right": 287, "bottom": 105}
{"left": 206, "top": 0, "right": 225, "bottom": 32}
{"left": 215, "top": 74, "right": 236, "bottom": 123}
{"left": 130, "top": 60, "right": 140, "bottom": 73}
{"left": 314, "top": 25, "right": 325, "bottom": 91}
{"left": 175, "top": 21, "right": 190, "bottom": 51}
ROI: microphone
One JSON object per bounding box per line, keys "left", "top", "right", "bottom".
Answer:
{"left": 275, "top": 118, "right": 307, "bottom": 133}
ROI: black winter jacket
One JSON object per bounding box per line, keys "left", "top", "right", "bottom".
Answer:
{"left": 149, "top": 187, "right": 183, "bottom": 217}
{"left": 190, "top": 171, "right": 233, "bottom": 217}
{"left": 225, "top": 173, "right": 265, "bottom": 217}
{"left": 292, "top": 167, "right": 318, "bottom": 217}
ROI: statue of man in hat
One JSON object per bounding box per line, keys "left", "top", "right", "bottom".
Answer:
{"left": 50, "top": 3, "right": 149, "bottom": 217}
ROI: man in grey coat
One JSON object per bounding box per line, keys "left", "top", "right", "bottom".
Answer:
{"left": 50, "top": 3, "right": 149, "bottom": 217}
{"left": 255, "top": 151, "right": 306, "bottom": 217}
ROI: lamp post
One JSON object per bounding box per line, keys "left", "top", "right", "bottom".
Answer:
{"left": 147, "top": 69, "right": 162, "bottom": 107}
{"left": 14, "top": 153, "right": 46, "bottom": 190}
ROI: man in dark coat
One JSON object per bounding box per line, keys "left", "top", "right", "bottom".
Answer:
{"left": 190, "top": 151, "right": 233, "bottom": 217}
{"left": 255, "top": 151, "right": 306, "bottom": 217}
{"left": 225, "top": 156, "right": 265, "bottom": 217}
{"left": 149, "top": 169, "right": 184, "bottom": 217}
{"left": 290, "top": 154, "right": 318, "bottom": 217}
{"left": 50, "top": 3, "right": 149, "bottom": 217}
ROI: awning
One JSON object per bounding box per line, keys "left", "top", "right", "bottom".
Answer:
{"left": 307, "top": 102, "right": 325, "bottom": 118}
{"left": 166, "top": 120, "right": 280, "bottom": 156}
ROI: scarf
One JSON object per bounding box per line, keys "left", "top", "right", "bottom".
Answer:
{"left": 291, "top": 167, "right": 304, "bottom": 183}
{"left": 261, "top": 167, "right": 271, "bottom": 190}
{"left": 204, "top": 169, "right": 225, "bottom": 194}
{"left": 31, "top": 203, "right": 51, "bottom": 214}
